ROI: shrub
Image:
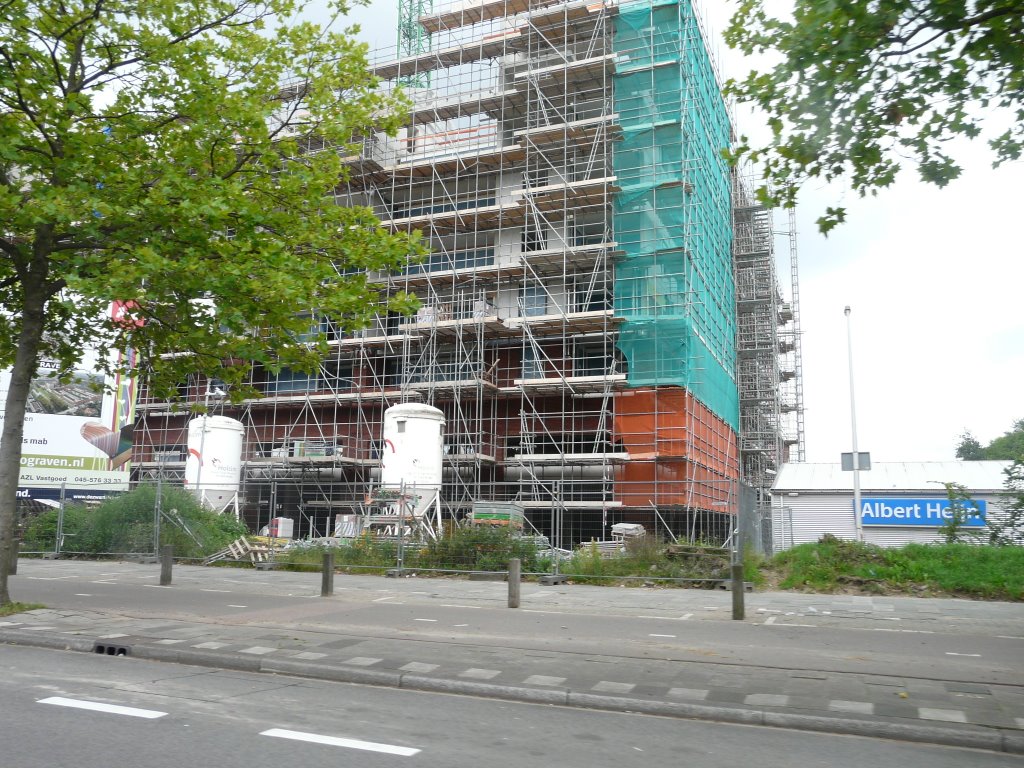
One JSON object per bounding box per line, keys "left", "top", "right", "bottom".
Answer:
{"left": 22, "top": 485, "right": 248, "bottom": 559}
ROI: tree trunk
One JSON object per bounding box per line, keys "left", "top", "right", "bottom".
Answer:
{"left": 0, "top": 254, "right": 50, "bottom": 606}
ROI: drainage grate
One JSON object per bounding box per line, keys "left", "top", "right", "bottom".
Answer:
{"left": 93, "top": 643, "right": 130, "bottom": 657}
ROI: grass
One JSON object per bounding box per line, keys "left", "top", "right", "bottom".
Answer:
{"left": 0, "top": 602, "right": 45, "bottom": 617}
{"left": 768, "top": 537, "right": 1024, "bottom": 600}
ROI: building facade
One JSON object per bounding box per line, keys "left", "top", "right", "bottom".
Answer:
{"left": 771, "top": 461, "right": 1012, "bottom": 550}
{"left": 132, "top": 0, "right": 800, "bottom": 546}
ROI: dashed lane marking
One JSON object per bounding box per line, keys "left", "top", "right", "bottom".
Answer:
{"left": 39, "top": 697, "right": 166, "bottom": 719}
{"left": 261, "top": 728, "right": 420, "bottom": 756}
{"left": 945, "top": 652, "right": 982, "bottom": 657}
{"left": 649, "top": 634, "right": 676, "bottom": 638}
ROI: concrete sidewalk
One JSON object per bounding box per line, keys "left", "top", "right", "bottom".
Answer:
{"left": 3, "top": 559, "right": 1022, "bottom": 754}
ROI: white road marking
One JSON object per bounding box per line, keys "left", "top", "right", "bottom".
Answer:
{"left": 414, "top": 618, "right": 438, "bottom": 622}
{"left": 945, "top": 652, "right": 981, "bottom": 657}
{"left": 764, "top": 616, "right": 777, "bottom": 625}
{"left": 39, "top": 697, "right": 166, "bottom": 719}
{"left": 261, "top": 728, "right": 419, "bottom": 756}
{"left": 996, "top": 635, "right": 1024, "bottom": 640}
{"left": 227, "top": 604, "right": 248, "bottom": 608}
{"left": 681, "top": 613, "right": 693, "bottom": 620}
{"left": 98, "top": 633, "right": 128, "bottom": 639}
{"left": 439, "top": 604, "right": 483, "bottom": 609}
{"left": 453, "top": 623, "right": 469, "bottom": 627}
{"left": 201, "top": 589, "right": 231, "bottom": 593}
{"left": 373, "top": 596, "right": 397, "bottom": 602}
{"left": 649, "top": 634, "right": 676, "bottom": 638}
{"left": 90, "top": 580, "right": 116, "bottom": 584}
{"left": 143, "top": 585, "right": 171, "bottom": 589}
{"left": 74, "top": 594, "right": 92, "bottom": 597}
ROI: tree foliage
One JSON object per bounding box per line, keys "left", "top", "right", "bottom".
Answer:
{"left": 957, "top": 418, "right": 1024, "bottom": 460}
{"left": 724, "top": 1, "right": 1024, "bottom": 233}
{"left": 0, "top": 0, "right": 422, "bottom": 604}
{"left": 936, "top": 482, "right": 983, "bottom": 544}
{"left": 955, "top": 430, "right": 987, "bottom": 460}
{"left": 989, "top": 459, "right": 1024, "bottom": 546}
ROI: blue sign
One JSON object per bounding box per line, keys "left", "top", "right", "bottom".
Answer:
{"left": 859, "top": 497, "right": 987, "bottom": 527}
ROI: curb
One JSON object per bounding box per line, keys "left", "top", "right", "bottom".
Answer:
{"left": 1, "top": 629, "right": 1020, "bottom": 755}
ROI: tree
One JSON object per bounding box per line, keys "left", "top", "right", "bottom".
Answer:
{"left": 987, "top": 459, "right": 1024, "bottom": 546}
{"left": 724, "top": 1, "right": 1024, "bottom": 233}
{"left": 0, "top": 0, "right": 422, "bottom": 605}
{"left": 936, "top": 482, "right": 983, "bottom": 544}
{"left": 986, "top": 418, "right": 1024, "bottom": 460}
{"left": 956, "top": 430, "right": 987, "bottom": 460}
{"left": 956, "top": 418, "right": 1024, "bottom": 461}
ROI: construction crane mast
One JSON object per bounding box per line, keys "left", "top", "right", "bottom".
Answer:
{"left": 397, "top": 0, "right": 432, "bottom": 86}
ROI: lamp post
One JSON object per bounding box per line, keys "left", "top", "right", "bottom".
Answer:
{"left": 844, "top": 306, "right": 863, "bottom": 542}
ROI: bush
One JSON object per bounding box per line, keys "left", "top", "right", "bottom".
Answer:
{"left": 563, "top": 536, "right": 731, "bottom": 585}
{"left": 278, "top": 525, "right": 545, "bottom": 574}
{"left": 21, "top": 485, "right": 248, "bottom": 559}
{"left": 415, "top": 525, "right": 543, "bottom": 572}
{"left": 770, "top": 540, "right": 1024, "bottom": 600}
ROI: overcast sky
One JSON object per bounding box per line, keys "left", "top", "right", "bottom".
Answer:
{"left": 324, "top": 0, "right": 1023, "bottom": 463}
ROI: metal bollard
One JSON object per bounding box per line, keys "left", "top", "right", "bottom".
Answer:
{"left": 508, "top": 558, "right": 521, "bottom": 608}
{"left": 321, "top": 551, "right": 335, "bottom": 597}
{"left": 731, "top": 563, "right": 745, "bottom": 620}
{"left": 160, "top": 545, "right": 173, "bottom": 586}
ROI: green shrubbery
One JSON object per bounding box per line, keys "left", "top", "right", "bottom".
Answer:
{"left": 20, "top": 485, "right": 248, "bottom": 559}
{"left": 771, "top": 537, "right": 1024, "bottom": 600}
{"left": 281, "top": 525, "right": 546, "bottom": 573}
{"left": 564, "top": 536, "right": 731, "bottom": 584}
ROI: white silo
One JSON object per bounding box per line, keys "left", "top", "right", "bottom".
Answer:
{"left": 184, "top": 415, "right": 244, "bottom": 514}
{"left": 380, "top": 403, "right": 444, "bottom": 521}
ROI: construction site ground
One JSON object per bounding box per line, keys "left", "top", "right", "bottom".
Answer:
{"left": 3, "top": 559, "right": 1022, "bottom": 754}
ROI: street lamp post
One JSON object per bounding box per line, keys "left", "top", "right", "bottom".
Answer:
{"left": 844, "top": 306, "right": 863, "bottom": 542}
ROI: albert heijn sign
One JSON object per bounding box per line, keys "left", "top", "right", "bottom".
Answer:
{"left": 858, "top": 498, "right": 987, "bottom": 527}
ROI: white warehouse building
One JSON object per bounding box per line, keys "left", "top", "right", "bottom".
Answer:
{"left": 771, "top": 461, "right": 1013, "bottom": 550}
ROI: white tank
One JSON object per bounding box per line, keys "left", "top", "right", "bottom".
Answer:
{"left": 380, "top": 403, "right": 444, "bottom": 518}
{"left": 184, "top": 415, "right": 244, "bottom": 512}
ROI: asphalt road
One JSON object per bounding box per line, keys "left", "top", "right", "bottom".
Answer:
{"left": 1, "top": 645, "right": 1018, "bottom": 768}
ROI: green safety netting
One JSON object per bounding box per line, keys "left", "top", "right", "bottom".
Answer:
{"left": 612, "top": 0, "right": 738, "bottom": 430}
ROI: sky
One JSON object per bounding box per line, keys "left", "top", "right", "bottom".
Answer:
{"left": 321, "top": 0, "right": 1024, "bottom": 464}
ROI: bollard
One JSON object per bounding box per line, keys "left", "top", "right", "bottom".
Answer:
{"left": 731, "top": 563, "right": 745, "bottom": 620}
{"left": 321, "top": 551, "right": 335, "bottom": 597}
{"left": 508, "top": 558, "right": 521, "bottom": 608}
{"left": 160, "top": 545, "right": 173, "bottom": 586}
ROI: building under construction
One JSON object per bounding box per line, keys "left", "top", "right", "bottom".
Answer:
{"left": 132, "top": 0, "right": 803, "bottom": 547}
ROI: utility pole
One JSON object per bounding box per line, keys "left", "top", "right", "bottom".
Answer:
{"left": 844, "top": 306, "right": 863, "bottom": 541}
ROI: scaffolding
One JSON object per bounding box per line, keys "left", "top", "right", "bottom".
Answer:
{"left": 133, "top": 0, "right": 766, "bottom": 547}
{"left": 731, "top": 175, "right": 804, "bottom": 507}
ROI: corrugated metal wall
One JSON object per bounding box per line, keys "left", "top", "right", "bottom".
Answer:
{"left": 771, "top": 492, "right": 1009, "bottom": 549}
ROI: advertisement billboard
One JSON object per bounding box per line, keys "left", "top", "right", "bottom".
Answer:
{"left": 0, "top": 351, "right": 136, "bottom": 494}
{"left": 859, "top": 497, "right": 987, "bottom": 527}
